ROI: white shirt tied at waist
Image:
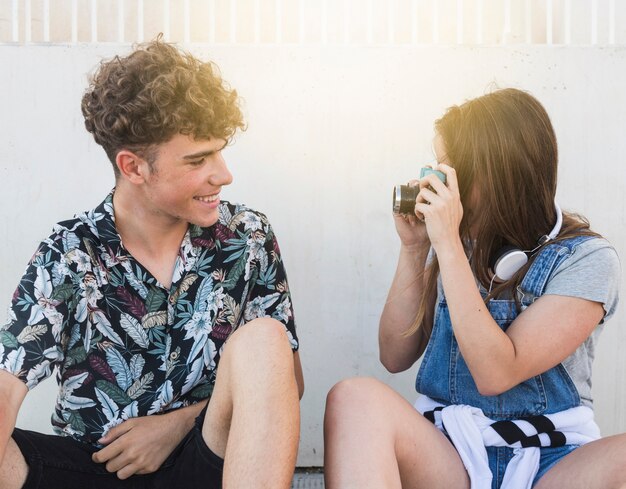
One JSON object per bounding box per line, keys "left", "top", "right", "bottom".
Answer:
{"left": 415, "top": 396, "right": 601, "bottom": 489}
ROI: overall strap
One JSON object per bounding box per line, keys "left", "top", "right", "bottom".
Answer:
{"left": 519, "top": 235, "right": 595, "bottom": 299}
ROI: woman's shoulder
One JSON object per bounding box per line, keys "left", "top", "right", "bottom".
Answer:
{"left": 553, "top": 236, "right": 619, "bottom": 270}
{"left": 544, "top": 236, "right": 621, "bottom": 323}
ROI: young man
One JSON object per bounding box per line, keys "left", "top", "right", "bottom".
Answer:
{"left": 0, "top": 40, "right": 303, "bottom": 489}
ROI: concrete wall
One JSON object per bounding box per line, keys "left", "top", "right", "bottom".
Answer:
{"left": 1, "top": 44, "right": 625, "bottom": 466}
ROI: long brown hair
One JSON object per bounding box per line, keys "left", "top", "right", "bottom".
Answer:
{"left": 405, "top": 88, "right": 597, "bottom": 337}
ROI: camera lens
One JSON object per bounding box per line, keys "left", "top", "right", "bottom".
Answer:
{"left": 393, "top": 168, "right": 446, "bottom": 215}
{"left": 393, "top": 184, "right": 419, "bottom": 215}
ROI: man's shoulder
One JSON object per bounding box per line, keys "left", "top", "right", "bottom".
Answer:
{"left": 41, "top": 198, "right": 112, "bottom": 254}
{"left": 214, "top": 200, "right": 272, "bottom": 236}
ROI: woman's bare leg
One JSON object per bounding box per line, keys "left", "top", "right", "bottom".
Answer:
{"left": 324, "top": 377, "right": 469, "bottom": 489}
{"left": 534, "top": 433, "right": 626, "bottom": 489}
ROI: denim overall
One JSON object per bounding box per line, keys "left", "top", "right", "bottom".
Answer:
{"left": 415, "top": 236, "right": 593, "bottom": 487}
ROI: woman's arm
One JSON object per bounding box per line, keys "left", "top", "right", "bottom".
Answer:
{"left": 436, "top": 241, "right": 604, "bottom": 395}
{"left": 416, "top": 165, "right": 606, "bottom": 395}
{"left": 379, "top": 179, "right": 436, "bottom": 373}
{"left": 379, "top": 244, "right": 435, "bottom": 372}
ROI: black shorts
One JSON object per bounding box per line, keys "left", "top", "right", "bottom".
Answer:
{"left": 11, "top": 406, "right": 224, "bottom": 489}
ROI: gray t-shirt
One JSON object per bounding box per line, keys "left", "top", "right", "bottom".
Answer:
{"left": 542, "top": 237, "right": 621, "bottom": 407}
{"left": 434, "top": 237, "right": 621, "bottom": 408}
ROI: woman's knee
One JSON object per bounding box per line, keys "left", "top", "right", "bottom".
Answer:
{"left": 325, "top": 377, "right": 390, "bottom": 419}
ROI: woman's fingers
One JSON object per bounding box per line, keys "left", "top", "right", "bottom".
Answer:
{"left": 418, "top": 187, "right": 439, "bottom": 206}
{"left": 419, "top": 172, "right": 448, "bottom": 196}
{"left": 435, "top": 163, "right": 459, "bottom": 195}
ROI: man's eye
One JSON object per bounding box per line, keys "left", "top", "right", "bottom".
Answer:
{"left": 189, "top": 158, "right": 205, "bottom": 166}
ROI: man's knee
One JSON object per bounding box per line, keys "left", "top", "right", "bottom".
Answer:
{"left": 203, "top": 319, "right": 298, "bottom": 452}
{"left": 227, "top": 318, "right": 294, "bottom": 360}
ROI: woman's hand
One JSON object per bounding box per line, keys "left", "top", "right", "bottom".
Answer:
{"left": 414, "top": 164, "right": 463, "bottom": 255}
{"left": 393, "top": 179, "right": 430, "bottom": 252}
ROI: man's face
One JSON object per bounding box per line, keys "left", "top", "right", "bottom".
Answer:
{"left": 141, "top": 133, "right": 233, "bottom": 228}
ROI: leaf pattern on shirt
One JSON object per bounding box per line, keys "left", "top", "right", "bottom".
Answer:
{"left": 1, "top": 191, "right": 298, "bottom": 445}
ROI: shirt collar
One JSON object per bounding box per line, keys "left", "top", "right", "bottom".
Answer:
{"left": 92, "top": 189, "right": 126, "bottom": 259}
{"left": 91, "top": 189, "right": 218, "bottom": 262}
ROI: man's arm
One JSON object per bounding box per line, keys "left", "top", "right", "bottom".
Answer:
{"left": 0, "top": 370, "right": 28, "bottom": 467}
{"left": 293, "top": 351, "right": 304, "bottom": 400}
{"left": 92, "top": 399, "right": 208, "bottom": 479}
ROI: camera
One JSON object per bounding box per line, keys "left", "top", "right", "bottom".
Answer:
{"left": 392, "top": 167, "right": 447, "bottom": 215}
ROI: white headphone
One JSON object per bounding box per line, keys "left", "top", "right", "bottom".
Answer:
{"left": 491, "top": 201, "right": 563, "bottom": 281}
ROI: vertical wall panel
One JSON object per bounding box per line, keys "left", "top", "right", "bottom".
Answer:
{"left": 0, "top": 0, "right": 625, "bottom": 45}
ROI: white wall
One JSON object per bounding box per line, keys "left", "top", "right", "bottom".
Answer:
{"left": 1, "top": 44, "right": 625, "bottom": 466}
{"left": 4, "top": 0, "right": 625, "bottom": 45}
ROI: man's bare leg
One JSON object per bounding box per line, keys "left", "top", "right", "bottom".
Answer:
{"left": 202, "top": 318, "right": 300, "bottom": 489}
{"left": 0, "top": 438, "right": 28, "bottom": 489}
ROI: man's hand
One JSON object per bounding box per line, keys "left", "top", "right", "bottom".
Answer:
{"left": 92, "top": 401, "right": 207, "bottom": 480}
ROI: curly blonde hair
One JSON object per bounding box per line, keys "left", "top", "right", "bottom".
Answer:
{"left": 81, "top": 37, "right": 245, "bottom": 174}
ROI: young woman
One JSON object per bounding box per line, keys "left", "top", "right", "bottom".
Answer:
{"left": 324, "top": 89, "right": 624, "bottom": 489}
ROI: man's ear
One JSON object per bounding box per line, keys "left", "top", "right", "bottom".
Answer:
{"left": 116, "top": 150, "right": 150, "bottom": 184}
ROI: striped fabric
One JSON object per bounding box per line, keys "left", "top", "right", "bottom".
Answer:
{"left": 416, "top": 396, "right": 600, "bottom": 489}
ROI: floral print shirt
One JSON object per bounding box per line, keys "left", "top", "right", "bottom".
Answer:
{"left": 0, "top": 191, "right": 298, "bottom": 445}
